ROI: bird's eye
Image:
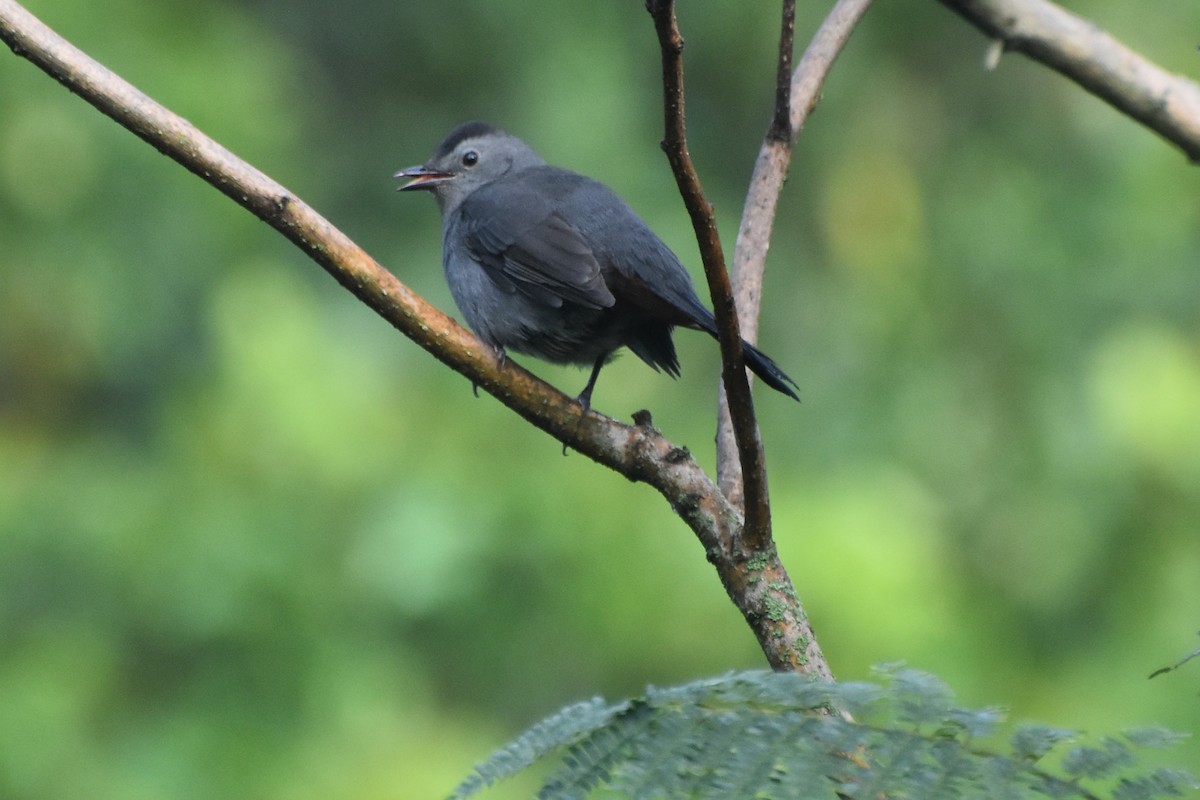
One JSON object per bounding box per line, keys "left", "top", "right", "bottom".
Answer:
{"left": 461, "top": 150, "right": 479, "bottom": 167}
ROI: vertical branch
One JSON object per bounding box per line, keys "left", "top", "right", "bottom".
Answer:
{"left": 645, "top": 0, "right": 773, "bottom": 548}
{"left": 770, "top": 0, "right": 799, "bottom": 144}
{"left": 717, "top": 0, "right": 796, "bottom": 504}
{"left": 642, "top": 0, "right": 835, "bottom": 675}
{"left": 717, "top": 0, "right": 875, "bottom": 500}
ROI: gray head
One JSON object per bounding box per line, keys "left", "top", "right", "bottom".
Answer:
{"left": 395, "top": 121, "right": 546, "bottom": 214}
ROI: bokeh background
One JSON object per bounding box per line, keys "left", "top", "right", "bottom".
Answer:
{"left": 2, "top": 0, "right": 1199, "bottom": 797}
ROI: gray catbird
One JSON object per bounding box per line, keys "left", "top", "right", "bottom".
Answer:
{"left": 395, "top": 121, "right": 799, "bottom": 409}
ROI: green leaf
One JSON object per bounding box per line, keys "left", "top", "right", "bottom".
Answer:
{"left": 1061, "top": 738, "right": 1134, "bottom": 780}
{"left": 1122, "top": 726, "right": 1191, "bottom": 750}
{"left": 1010, "top": 723, "right": 1077, "bottom": 761}
{"left": 445, "top": 670, "right": 1197, "bottom": 799}
{"left": 447, "top": 696, "right": 623, "bottom": 800}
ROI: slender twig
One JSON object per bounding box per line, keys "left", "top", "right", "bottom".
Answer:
{"left": 0, "top": 0, "right": 832, "bottom": 674}
{"left": 769, "top": 0, "right": 798, "bottom": 144}
{"left": 939, "top": 0, "right": 1200, "bottom": 162}
{"left": 718, "top": 0, "right": 875, "bottom": 500}
{"left": 644, "top": 0, "right": 773, "bottom": 551}
{"left": 786, "top": 0, "right": 877, "bottom": 138}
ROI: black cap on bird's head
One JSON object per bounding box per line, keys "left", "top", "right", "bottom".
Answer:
{"left": 430, "top": 120, "right": 505, "bottom": 161}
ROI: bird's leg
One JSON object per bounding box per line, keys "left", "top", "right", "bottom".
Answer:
{"left": 564, "top": 354, "right": 606, "bottom": 457}
{"left": 576, "top": 355, "right": 607, "bottom": 411}
{"left": 472, "top": 345, "right": 508, "bottom": 398}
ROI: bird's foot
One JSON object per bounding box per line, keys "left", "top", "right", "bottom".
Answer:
{"left": 472, "top": 346, "right": 509, "bottom": 398}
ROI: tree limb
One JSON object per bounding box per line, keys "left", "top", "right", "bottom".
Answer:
{"left": 718, "top": 0, "right": 875, "bottom": 502}
{"left": 643, "top": 0, "right": 773, "bottom": 552}
{"left": 641, "top": 0, "right": 833, "bottom": 678}
{"left": 0, "top": 0, "right": 831, "bottom": 674}
{"left": 939, "top": 0, "right": 1200, "bottom": 163}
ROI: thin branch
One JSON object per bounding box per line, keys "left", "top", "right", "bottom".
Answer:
{"left": 0, "top": 0, "right": 830, "bottom": 674}
{"left": 718, "top": 0, "right": 875, "bottom": 501}
{"left": 940, "top": 0, "right": 1200, "bottom": 162}
{"left": 644, "top": 0, "right": 772, "bottom": 551}
{"left": 768, "top": 0, "right": 798, "bottom": 144}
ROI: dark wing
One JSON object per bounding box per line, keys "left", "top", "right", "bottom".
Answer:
{"left": 460, "top": 183, "right": 615, "bottom": 310}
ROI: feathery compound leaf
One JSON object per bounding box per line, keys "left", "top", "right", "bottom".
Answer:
{"left": 1122, "top": 726, "right": 1191, "bottom": 750}
{"left": 1062, "top": 738, "right": 1135, "bottom": 780}
{"left": 446, "top": 670, "right": 1197, "bottom": 799}
{"left": 1010, "top": 723, "right": 1077, "bottom": 761}
{"left": 647, "top": 669, "right": 835, "bottom": 713}
{"left": 872, "top": 664, "right": 956, "bottom": 728}
{"left": 1112, "top": 768, "right": 1200, "bottom": 800}
{"left": 944, "top": 705, "right": 1005, "bottom": 740}
{"left": 447, "top": 696, "right": 623, "bottom": 800}
{"left": 537, "top": 700, "right": 653, "bottom": 800}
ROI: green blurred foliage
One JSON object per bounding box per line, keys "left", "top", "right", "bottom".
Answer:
{"left": 2, "top": 0, "right": 1199, "bottom": 797}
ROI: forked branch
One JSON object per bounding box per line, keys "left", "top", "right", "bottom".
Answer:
{"left": 644, "top": 0, "right": 773, "bottom": 549}
{"left": 0, "top": 0, "right": 831, "bottom": 674}
{"left": 718, "top": 0, "right": 875, "bottom": 501}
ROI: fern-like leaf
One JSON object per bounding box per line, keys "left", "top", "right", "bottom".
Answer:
{"left": 447, "top": 696, "right": 624, "bottom": 800}
{"left": 445, "top": 669, "right": 1198, "bottom": 800}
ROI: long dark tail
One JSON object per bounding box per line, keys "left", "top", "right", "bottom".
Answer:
{"left": 648, "top": 290, "right": 800, "bottom": 401}
{"left": 742, "top": 340, "right": 800, "bottom": 401}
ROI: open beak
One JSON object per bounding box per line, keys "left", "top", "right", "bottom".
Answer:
{"left": 394, "top": 165, "right": 453, "bottom": 192}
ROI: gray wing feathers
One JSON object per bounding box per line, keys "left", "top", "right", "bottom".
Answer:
{"left": 464, "top": 196, "right": 615, "bottom": 310}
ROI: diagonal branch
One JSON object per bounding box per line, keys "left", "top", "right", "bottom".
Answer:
{"left": 939, "top": 0, "right": 1200, "bottom": 162}
{"left": 718, "top": 0, "right": 875, "bottom": 501}
{"left": 0, "top": 0, "right": 831, "bottom": 674}
{"left": 644, "top": 0, "right": 772, "bottom": 550}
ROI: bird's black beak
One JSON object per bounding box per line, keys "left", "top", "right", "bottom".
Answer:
{"left": 394, "top": 165, "right": 453, "bottom": 192}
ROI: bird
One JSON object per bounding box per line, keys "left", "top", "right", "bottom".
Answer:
{"left": 395, "top": 120, "right": 798, "bottom": 410}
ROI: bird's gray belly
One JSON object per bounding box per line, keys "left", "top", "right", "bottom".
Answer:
{"left": 444, "top": 253, "right": 623, "bottom": 366}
